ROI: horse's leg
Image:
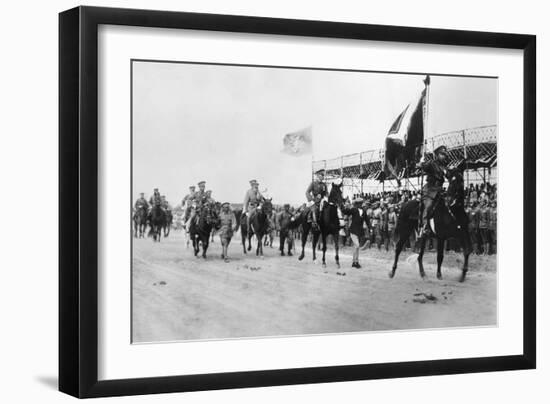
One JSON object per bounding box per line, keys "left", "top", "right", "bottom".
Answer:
{"left": 202, "top": 235, "right": 208, "bottom": 259}
{"left": 334, "top": 232, "right": 340, "bottom": 269}
{"left": 417, "top": 235, "right": 428, "bottom": 278}
{"left": 459, "top": 229, "right": 472, "bottom": 282}
{"left": 299, "top": 226, "right": 308, "bottom": 261}
{"left": 242, "top": 228, "right": 247, "bottom": 254}
{"left": 312, "top": 231, "right": 319, "bottom": 262}
{"left": 436, "top": 237, "right": 445, "bottom": 280}
{"left": 321, "top": 232, "right": 327, "bottom": 268}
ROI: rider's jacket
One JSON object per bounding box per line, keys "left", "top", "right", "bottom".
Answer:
{"left": 305, "top": 180, "right": 327, "bottom": 202}
{"left": 149, "top": 192, "right": 162, "bottom": 206}
{"left": 419, "top": 160, "right": 448, "bottom": 188}
{"left": 134, "top": 197, "right": 149, "bottom": 210}
{"left": 243, "top": 188, "right": 264, "bottom": 209}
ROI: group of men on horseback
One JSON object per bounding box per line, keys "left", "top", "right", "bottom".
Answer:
{"left": 133, "top": 141, "right": 473, "bottom": 280}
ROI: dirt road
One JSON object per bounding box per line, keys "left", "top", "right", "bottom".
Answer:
{"left": 132, "top": 231, "right": 496, "bottom": 343}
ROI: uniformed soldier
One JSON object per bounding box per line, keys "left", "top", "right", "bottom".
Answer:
{"left": 205, "top": 190, "right": 215, "bottom": 205}
{"left": 218, "top": 202, "right": 237, "bottom": 262}
{"left": 182, "top": 185, "right": 196, "bottom": 224}
{"left": 243, "top": 179, "right": 265, "bottom": 232}
{"left": 149, "top": 188, "right": 162, "bottom": 209}
{"left": 418, "top": 145, "right": 450, "bottom": 235}
{"left": 305, "top": 169, "right": 328, "bottom": 225}
{"left": 182, "top": 186, "right": 196, "bottom": 209}
{"left": 195, "top": 181, "right": 207, "bottom": 206}
{"left": 186, "top": 181, "right": 207, "bottom": 229}
{"left": 160, "top": 195, "right": 172, "bottom": 212}
{"left": 134, "top": 192, "right": 149, "bottom": 212}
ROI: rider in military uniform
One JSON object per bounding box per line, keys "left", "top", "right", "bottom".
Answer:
{"left": 243, "top": 179, "right": 265, "bottom": 232}
{"left": 186, "top": 181, "right": 207, "bottom": 228}
{"left": 305, "top": 169, "right": 328, "bottom": 226}
{"left": 418, "top": 145, "right": 450, "bottom": 235}
{"left": 134, "top": 192, "right": 149, "bottom": 212}
{"left": 160, "top": 195, "right": 172, "bottom": 212}
{"left": 149, "top": 188, "right": 162, "bottom": 209}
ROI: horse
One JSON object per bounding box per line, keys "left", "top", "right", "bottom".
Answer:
{"left": 389, "top": 161, "right": 472, "bottom": 282}
{"left": 296, "top": 204, "right": 322, "bottom": 263}
{"left": 319, "top": 182, "right": 344, "bottom": 268}
{"left": 148, "top": 205, "right": 166, "bottom": 242}
{"left": 189, "top": 203, "right": 217, "bottom": 258}
{"left": 133, "top": 207, "right": 148, "bottom": 238}
{"left": 249, "top": 199, "right": 273, "bottom": 257}
{"left": 163, "top": 210, "right": 173, "bottom": 237}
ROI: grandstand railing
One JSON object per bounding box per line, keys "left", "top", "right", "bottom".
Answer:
{"left": 312, "top": 125, "right": 497, "bottom": 194}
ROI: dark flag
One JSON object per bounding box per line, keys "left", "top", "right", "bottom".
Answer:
{"left": 384, "top": 80, "right": 428, "bottom": 180}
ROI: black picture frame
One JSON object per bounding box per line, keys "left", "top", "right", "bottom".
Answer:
{"left": 59, "top": 5, "right": 536, "bottom": 398}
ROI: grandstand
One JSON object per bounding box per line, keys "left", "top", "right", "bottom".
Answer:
{"left": 312, "top": 125, "right": 497, "bottom": 196}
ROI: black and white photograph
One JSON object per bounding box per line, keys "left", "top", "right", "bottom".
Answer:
{"left": 131, "top": 60, "right": 498, "bottom": 343}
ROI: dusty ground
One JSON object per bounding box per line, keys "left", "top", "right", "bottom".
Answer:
{"left": 132, "top": 230, "right": 496, "bottom": 343}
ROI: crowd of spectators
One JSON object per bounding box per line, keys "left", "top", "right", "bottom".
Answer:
{"left": 346, "top": 182, "right": 497, "bottom": 255}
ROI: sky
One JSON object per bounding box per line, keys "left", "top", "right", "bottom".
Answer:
{"left": 132, "top": 61, "right": 497, "bottom": 205}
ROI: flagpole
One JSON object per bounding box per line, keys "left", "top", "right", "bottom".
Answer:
{"left": 418, "top": 75, "right": 431, "bottom": 235}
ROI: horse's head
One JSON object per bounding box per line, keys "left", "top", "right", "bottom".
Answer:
{"left": 328, "top": 181, "right": 344, "bottom": 206}
{"left": 447, "top": 160, "right": 466, "bottom": 205}
{"left": 262, "top": 199, "right": 273, "bottom": 216}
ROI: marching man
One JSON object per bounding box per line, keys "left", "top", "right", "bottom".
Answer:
{"left": 218, "top": 202, "right": 238, "bottom": 262}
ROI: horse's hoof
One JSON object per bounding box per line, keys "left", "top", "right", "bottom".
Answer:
{"left": 298, "top": 255, "right": 304, "bottom": 261}
{"left": 388, "top": 270, "right": 395, "bottom": 279}
{"left": 322, "top": 263, "right": 326, "bottom": 268}
{"left": 336, "top": 263, "right": 341, "bottom": 269}
{"left": 420, "top": 272, "right": 427, "bottom": 279}
{"left": 459, "top": 273, "right": 466, "bottom": 282}
{"left": 437, "top": 273, "right": 443, "bottom": 280}
{"left": 247, "top": 246, "right": 251, "bottom": 251}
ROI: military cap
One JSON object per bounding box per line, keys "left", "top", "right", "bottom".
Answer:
{"left": 315, "top": 169, "right": 325, "bottom": 176}
{"left": 139, "top": 192, "right": 144, "bottom": 196}
{"left": 154, "top": 188, "right": 158, "bottom": 191}
{"left": 221, "top": 202, "right": 230, "bottom": 207}
{"left": 434, "top": 145, "right": 448, "bottom": 155}
{"left": 198, "top": 181, "right": 206, "bottom": 186}
{"left": 353, "top": 197, "right": 364, "bottom": 204}
{"left": 249, "top": 179, "right": 258, "bottom": 185}
{"left": 206, "top": 190, "right": 212, "bottom": 194}
{"left": 189, "top": 185, "right": 196, "bottom": 189}
{"left": 284, "top": 203, "right": 290, "bottom": 208}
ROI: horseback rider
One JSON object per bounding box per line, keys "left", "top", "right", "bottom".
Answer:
{"left": 305, "top": 169, "right": 328, "bottom": 226}
{"left": 243, "top": 179, "right": 265, "bottom": 233}
{"left": 182, "top": 185, "right": 196, "bottom": 224}
{"left": 418, "top": 145, "right": 451, "bottom": 235}
{"left": 134, "top": 192, "right": 149, "bottom": 212}
{"left": 149, "top": 188, "right": 162, "bottom": 209}
{"left": 186, "top": 181, "right": 207, "bottom": 228}
{"left": 161, "top": 195, "right": 172, "bottom": 213}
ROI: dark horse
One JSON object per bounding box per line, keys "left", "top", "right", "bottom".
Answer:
{"left": 296, "top": 183, "right": 345, "bottom": 264}
{"left": 148, "top": 205, "right": 166, "bottom": 242}
{"left": 389, "top": 161, "right": 471, "bottom": 282}
{"left": 133, "top": 207, "right": 147, "bottom": 238}
{"left": 163, "top": 210, "right": 173, "bottom": 237}
{"left": 248, "top": 200, "right": 273, "bottom": 257}
{"left": 189, "top": 203, "right": 217, "bottom": 258}
{"left": 319, "top": 182, "right": 344, "bottom": 268}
